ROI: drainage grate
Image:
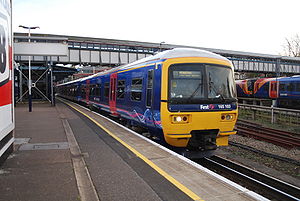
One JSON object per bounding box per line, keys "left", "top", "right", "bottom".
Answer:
{"left": 19, "top": 142, "right": 69, "bottom": 151}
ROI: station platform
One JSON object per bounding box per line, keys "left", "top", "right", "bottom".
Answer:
{"left": 0, "top": 100, "right": 268, "bottom": 201}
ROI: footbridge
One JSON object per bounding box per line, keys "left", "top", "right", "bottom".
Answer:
{"left": 14, "top": 32, "right": 300, "bottom": 76}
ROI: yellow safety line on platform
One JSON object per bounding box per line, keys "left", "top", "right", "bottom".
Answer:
{"left": 62, "top": 100, "right": 204, "bottom": 201}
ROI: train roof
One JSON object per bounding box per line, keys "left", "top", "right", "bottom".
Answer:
{"left": 277, "top": 76, "right": 300, "bottom": 81}
{"left": 59, "top": 48, "right": 231, "bottom": 85}
{"left": 129, "top": 48, "right": 229, "bottom": 66}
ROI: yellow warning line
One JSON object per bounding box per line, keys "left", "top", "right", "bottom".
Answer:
{"left": 62, "top": 100, "right": 204, "bottom": 201}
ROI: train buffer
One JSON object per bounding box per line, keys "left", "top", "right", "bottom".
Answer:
{"left": 0, "top": 101, "right": 269, "bottom": 201}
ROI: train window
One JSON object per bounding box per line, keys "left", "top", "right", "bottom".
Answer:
{"left": 81, "top": 85, "right": 86, "bottom": 97}
{"left": 262, "top": 83, "right": 269, "bottom": 91}
{"left": 104, "top": 82, "right": 109, "bottom": 98}
{"left": 131, "top": 78, "right": 143, "bottom": 101}
{"left": 90, "top": 85, "right": 95, "bottom": 96}
{"left": 296, "top": 83, "right": 300, "bottom": 92}
{"left": 288, "top": 83, "right": 296, "bottom": 91}
{"left": 279, "top": 83, "right": 286, "bottom": 91}
{"left": 74, "top": 86, "right": 78, "bottom": 96}
{"left": 117, "top": 80, "right": 125, "bottom": 99}
{"left": 95, "top": 84, "right": 101, "bottom": 96}
{"left": 146, "top": 70, "right": 154, "bottom": 107}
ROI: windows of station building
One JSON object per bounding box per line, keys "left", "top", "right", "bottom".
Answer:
{"left": 131, "top": 78, "right": 143, "bottom": 101}
{"left": 104, "top": 82, "right": 110, "bottom": 98}
{"left": 117, "top": 80, "right": 125, "bottom": 99}
{"left": 81, "top": 43, "right": 87, "bottom": 49}
{"left": 66, "top": 40, "right": 157, "bottom": 54}
{"left": 87, "top": 43, "right": 94, "bottom": 49}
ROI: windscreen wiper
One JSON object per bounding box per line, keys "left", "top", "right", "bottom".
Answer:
{"left": 187, "top": 82, "right": 203, "bottom": 100}
{"left": 209, "top": 81, "right": 226, "bottom": 102}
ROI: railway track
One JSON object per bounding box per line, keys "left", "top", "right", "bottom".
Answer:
{"left": 229, "top": 141, "right": 300, "bottom": 166}
{"left": 196, "top": 156, "right": 300, "bottom": 201}
{"left": 236, "top": 120, "right": 300, "bottom": 149}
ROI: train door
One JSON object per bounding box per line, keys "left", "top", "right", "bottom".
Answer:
{"left": 246, "top": 79, "right": 255, "bottom": 96}
{"left": 109, "top": 73, "right": 117, "bottom": 115}
{"left": 145, "top": 69, "right": 155, "bottom": 127}
{"left": 146, "top": 69, "right": 154, "bottom": 109}
{"left": 269, "top": 81, "right": 278, "bottom": 98}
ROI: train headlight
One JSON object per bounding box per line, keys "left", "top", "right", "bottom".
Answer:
{"left": 221, "top": 113, "right": 235, "bottom": 121}
{"left": 226, "top": 114, "right": 232, "bottom": 120}
{"left": 176, "top": 116, "right": 182, "bottom": 122}
{"left": 171, "top": 115, "right": 190, "bottom": 124}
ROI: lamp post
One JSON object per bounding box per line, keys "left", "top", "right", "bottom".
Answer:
{"left": 159, "top": 41, "right": 165, "bottom": 52}
{"left": 19, "top": 25, "right": 40, "bottom": 112}
{"left": 273, "top": 57, "right": 282, "bottom": 108}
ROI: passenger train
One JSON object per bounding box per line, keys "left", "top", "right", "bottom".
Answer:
{"left": 236, "top": 76, "right": 300, "bottom": 109}
{"left": 57, "top": 48, "right": 238, "bottom": 157}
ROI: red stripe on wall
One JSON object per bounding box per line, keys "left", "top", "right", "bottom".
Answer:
{"left": 0, "top": 80, "right": 12, "bottom": 106}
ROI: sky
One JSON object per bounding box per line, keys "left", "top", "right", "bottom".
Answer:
{"left": 12, "top": 0, "right": 300, "bottom": 55}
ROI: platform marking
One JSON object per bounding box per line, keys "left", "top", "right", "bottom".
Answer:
{"left": 58, "top": 109, "right": 100, "bottom": 201}
{"left": 63, "top": 100, "right": 203, "bottom": 201}
{"left": 60, "top": 98, "right": 269, "bottom": 201}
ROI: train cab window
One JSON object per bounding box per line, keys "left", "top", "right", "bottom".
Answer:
{"left": 131, "top": 78, "right": 143, "bottom": 101}
{"left": 104, "top": 82, "right": 109, "bottom": 98}
{"left": 146, "top": 70, "right": 154, "bottom": 107}
{"left": 262, "top": 83, "right": 269, "bottom": 92}
{"left": 168, "top": 63, "right": 236, "bottom": 104}
{"left": 117, "top": 80, "right": 125, "bottom": 99}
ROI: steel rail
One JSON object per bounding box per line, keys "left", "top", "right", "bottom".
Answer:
{"left": 229, "top": 141, "right": 300, "bottom": 166}
{"left": 236, "top": 121, "right": 300, "bottom": 149}
{"left": 237, "top": 119, "right": 300, "bottom": 138}
{"left": 196, "top": 156, "right": 300, "bottom": 201}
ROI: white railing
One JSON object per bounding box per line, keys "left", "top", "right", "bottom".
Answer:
{"left": 238, "top": 104, "right": 300, "bottom": 125}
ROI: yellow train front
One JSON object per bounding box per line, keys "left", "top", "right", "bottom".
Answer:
{"left": 158, "top": 48, "right": 237, "bottom": 157}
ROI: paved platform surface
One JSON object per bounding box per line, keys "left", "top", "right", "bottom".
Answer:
{"left": 0, "top": 102, "right": 267, "bottom": 201}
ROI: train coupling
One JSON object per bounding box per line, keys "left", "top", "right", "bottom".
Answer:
{"left": 187, "top": 129, "right": 219, "bottom": 151}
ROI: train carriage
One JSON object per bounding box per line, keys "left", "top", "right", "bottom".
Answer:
{"left": 57, "top": 48, "right": 238, "bottom": 157}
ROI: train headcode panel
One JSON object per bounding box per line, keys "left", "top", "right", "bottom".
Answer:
{"left": 0, "top": 0, "right": 13, "bottom": 165}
